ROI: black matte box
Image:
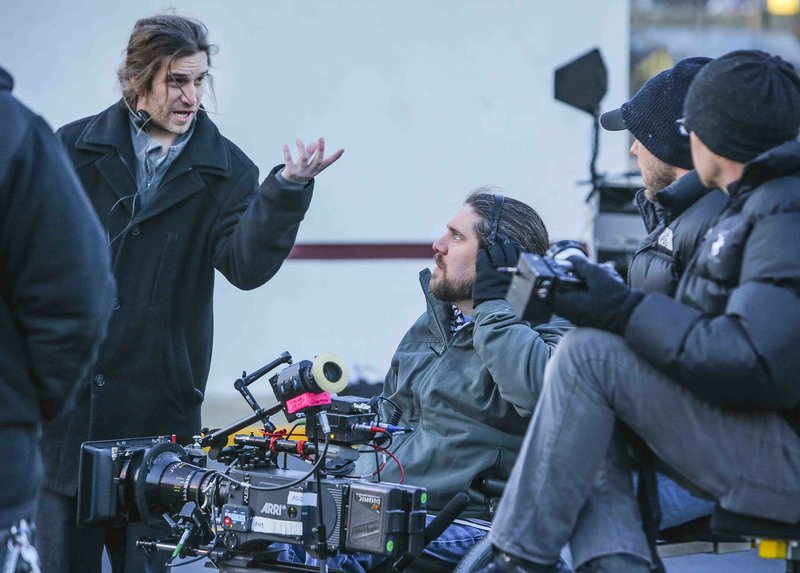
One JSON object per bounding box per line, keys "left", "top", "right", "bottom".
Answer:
{"left": 78, "top": 440, "right": 120, "bottom": 524}
{"left": 77, "top": 437, "right": 157, "bottom": 525}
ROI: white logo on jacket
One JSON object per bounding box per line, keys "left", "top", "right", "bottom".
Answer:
{"left": 658, "top": 228, "right": 674, "bottom": 252}
{"left": 710, "top": 232, "right": 726, "bottom": 257}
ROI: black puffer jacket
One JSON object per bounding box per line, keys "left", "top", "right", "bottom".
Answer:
{"left": 0, "top": 67, "right": 114, "bottom": 524}
{"left": 627, "top": 171, "right": 727, "bottom": 295}
{"left": 625, "top": 141, "right": 800, "bottom": 436}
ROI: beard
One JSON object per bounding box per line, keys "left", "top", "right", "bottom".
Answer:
{"left": 430, "top": 255, "right": 474, "bottom": 302}
{"left": 644, "top": 162, "right": 679, "bottom": 202}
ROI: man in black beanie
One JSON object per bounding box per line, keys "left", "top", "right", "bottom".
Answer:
{"left": 683, "top": 50, "right": 800, "bottom": 166}
{"left": 601, "top": 57, "right": 727, "bottom": 297}
{"left": 478, "top": 49, "right": 800, "bottom": 573}
{"left": 598, "top": 57, "right": 728, "bottom": 542}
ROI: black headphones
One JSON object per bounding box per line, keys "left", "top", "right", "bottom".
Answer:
{"left": 105, "top": 109, "right": 151, "bottom": 247}
{"left": 486, "top": 194, "right": 506, "bottom": 244}
{"left": 133, "top": 109, "right": 151, "bottom": 131}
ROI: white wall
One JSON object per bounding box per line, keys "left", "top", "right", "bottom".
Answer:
{"left": 0, "top": 1, "right": 630, "bottom": 409}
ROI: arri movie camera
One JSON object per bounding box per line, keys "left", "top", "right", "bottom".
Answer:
{"left": 77, "top": 352, "right": 428, "bottom": 572}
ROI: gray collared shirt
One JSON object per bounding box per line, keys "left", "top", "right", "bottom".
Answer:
{"left": 129, "top": 113, "right": 308, "bottom": 210}
{"left": 129, "top": 114, "right": 195, "bottom": 209}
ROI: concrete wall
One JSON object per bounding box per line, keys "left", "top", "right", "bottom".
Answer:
{"left": 0, "top": 1, "right": 630, "bottom": 413}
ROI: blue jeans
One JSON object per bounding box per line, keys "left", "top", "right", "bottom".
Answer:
{"left": 277, "top": 516, "right": 573, "bottom": 572}
{"left": 654, "top": 474, "right": 714, "bottom": 530}
{"left": 490, "top": 329, "right": 800, "bottom": 570}
{"left": 276, "top": 515, "right": 489, "bottom": 572}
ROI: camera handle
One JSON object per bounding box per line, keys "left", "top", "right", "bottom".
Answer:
{"left": 234, "top": 351, "right": 295, "bottom": 430}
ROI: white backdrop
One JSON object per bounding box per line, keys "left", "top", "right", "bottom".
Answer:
{"left": 0, "top": 1, "right": 630, "bottom": 413}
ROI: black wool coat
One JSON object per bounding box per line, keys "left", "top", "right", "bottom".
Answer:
{"left": 43, "top": 101, "right": 314, "bottom": 495}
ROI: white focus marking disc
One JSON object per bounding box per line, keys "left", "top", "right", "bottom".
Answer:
{"left": 312, "top": 352, "right": 349, "bottom": 394}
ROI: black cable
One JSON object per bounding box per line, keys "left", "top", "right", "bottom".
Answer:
{"left": 376, "top": 397, "right": 402, "bottom": 420}
{"left": 373, "top": 444, "right": 382, "bottom": 483}
{"left": 283, "top": 421, "right": 305, "bottom": 470}
{"left": 222, "top": 433, "right": 330, "bottom": 492}
{"left": 313, "top": 425, "right": 325, "bottom": 542}
{"left": 105, "top": 190, "right": 141, "bottom": 246}
{"left": 107, "top": 100, "right": 153, "bottom": 248}
{"left": 590, "top": 109, "right": 600, "bottom": 188}
{"left": 286, "top": 421, "right": 304, "bottom": 438}
{"left": 585, "top": 111, "right": 603, "bottom": 203}
{"left": 313, "top": 444, "right": 335, "bottom": 547}
{"left": 372, "top": 433, "right": 395, "bottom": 484}
{"left": 383, "top": 398, "right": 404, "bottom": 427}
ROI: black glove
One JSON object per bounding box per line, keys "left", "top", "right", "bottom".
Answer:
{"left": 551, "top": 256, "right": 645, "bottom": 335}
{"left": 472, "top": 237, "right": 522, "bottom": 307}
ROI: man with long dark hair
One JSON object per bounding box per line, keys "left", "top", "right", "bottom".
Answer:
{"left": 36, "top": 14, "right": 342, "bottom": 573}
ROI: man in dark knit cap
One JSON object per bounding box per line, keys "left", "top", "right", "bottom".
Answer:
{"left": 479, "top": 49, "right": 800, "bottom": 573}
{"left": 600, "top": 58, "right": 727, "bottom": 534}
{"left": 601, "top": 57, "right": 727, "bottom": 297}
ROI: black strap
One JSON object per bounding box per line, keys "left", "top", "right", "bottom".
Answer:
{"left": 622, "top": 426, "right": 666, "bottom": 573}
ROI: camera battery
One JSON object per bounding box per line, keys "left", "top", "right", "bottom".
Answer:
{"left": 344, "top": 482, "right": 426, "bottom": 556}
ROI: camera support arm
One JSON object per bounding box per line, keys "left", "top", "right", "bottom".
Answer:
{"left": 201, "top": 352, "right": 295, "bottom": 458}
{"left": 233, "top": 351, "right": 294, "bottom": 429}
{"left": 200, "top": 403, "right": 283, "bottom": 458}
{"left": 236, "top": 352, "right": 293, "bottom": 400}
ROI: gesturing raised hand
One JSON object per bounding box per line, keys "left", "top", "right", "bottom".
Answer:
{"left": 281, "top": 137, "right": 344, "bottom": 184}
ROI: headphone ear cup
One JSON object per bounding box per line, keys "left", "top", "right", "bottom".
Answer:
{"left": 494, "top": 231, "right": 512, "bottom": 245}
{"left": 486, "top": 234, "right": 521, "bottom": 267}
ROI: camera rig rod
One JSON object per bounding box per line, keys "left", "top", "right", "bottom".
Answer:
{"left": 200, "top": 403, "right": 283, "bottom": 453}
{"left": 242, "top": 351, "right": 293, "bottom": 387}
{"left": 234, "top": 435, "right": 320, "bottom": 457}
{"left": 136, "top": 538, "right": 209, "bottom": 557}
